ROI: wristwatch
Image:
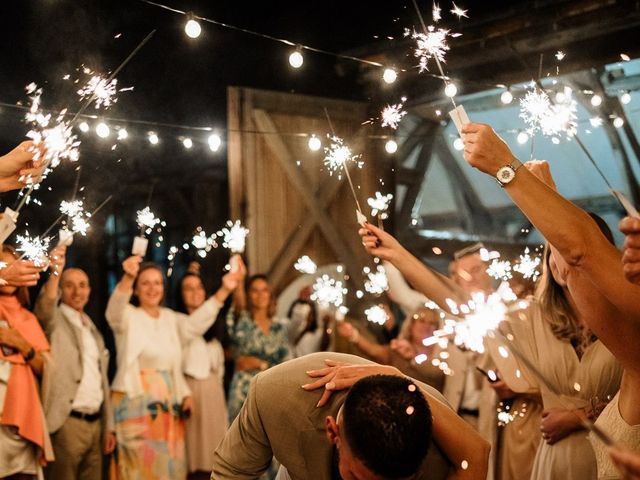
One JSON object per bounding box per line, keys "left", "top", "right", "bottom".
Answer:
{"left": 495, "top": 158, "right": 523, "bottom": 187}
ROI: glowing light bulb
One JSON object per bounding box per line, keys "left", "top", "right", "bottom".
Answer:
{"left": 117, "top": 128, "right": 128, "bottom": 140}
{"left": 385, "top": 139, "right": 398, "bottom": 154}
{"left": 621, "top": 92, "right": 632, "bottom": 105}
{"left": 500, "top": 90, "right": 513, "bottom": 104}
{"left": 308, "top": 135, "right": 321, "bottom": 151}
{"left": 613, "top": 117, "right": 624, "bottom": 128}
{"left": 590, "top": 94, "right": 602, "bottom": 107}
{"left": 444, "top": 83, "right": 458, "bottom": 98}
{"left": 185, "top": 19, "right": 201, "bottom": 38}
{"left": 95, "top": 122, "right": 110, "bottom": 138}
{"left": 383, "top": 68, "right": 397, "bottom": 84}
{"left": 78, "top": 121, "right": 90, "bottom": 133}
{"left": 148, "top": 132, "right": 159, "bottom": 145}
{"left": 208, "top": 134, "right": 221, "bottom": 152}
{"left": 453, "top": 138, "right": 464, "bottom": 150}
{"left": 289, "top": 50, "right": 304, "bottom": 68}
{"left": 517, "top": 131, "right": 529, "bottom": 144}
{"left": 183, "top": 137, "right": 193, "bottom": 149}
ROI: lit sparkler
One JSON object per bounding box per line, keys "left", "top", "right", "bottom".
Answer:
{"left": 367, "top": 192, "right": 393, "bottom": 219}
{"left": 432, "top": 2, "right": 442, "bottom": 22}
{"left": 16, "top": 231, "right": 50, "bottom": 266}
{"left": 323, "top": 136, "right": 363, "bottom": 177}
{"left": 191, "top": 228, "right": 218, "bottom": 258}
{"left": 381, "top": 99, "right": 407, "bottom": 130}
{"left": 513, "top": 247, "right": 541, "bottom": 280}
{"left": 77, "top": 75, "right": 118, "bottom": 109}
{"left": 136, "top": 207, "right": 160, "bottom": 235}
{"left": 450, "top": 2, "right": 468, "bottom": 18}
{"left": 487, "top": 259, "right": 513, "bottom": 281}
{"left": 405, "top": 26, "right": 451, "bottom": 73}
{"left": 219, "top": 220, "right": 249, "bottom": 253}
{"left": 365, "top": 305, "right": 389, "bottom": 325}
{"left": 364, "top": 265, "right": 389, "bottom": 295}
{"left": 59, "top": 200, "right": 84, "bottom": 218}
{"left": 311, "top": 275, "right": 347, "bottom": 308}
{"left": 519, "top": 85, "right": 577, "bottom": 137}
{"left": 294, "top": 255, "right": 317, "bottom": 274}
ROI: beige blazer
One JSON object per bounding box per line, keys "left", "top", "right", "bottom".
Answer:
{"left": 212, "top": 352, "right": 453, "bottom": 480}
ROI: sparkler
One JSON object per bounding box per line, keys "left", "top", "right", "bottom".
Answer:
{"left": 136, "top": 207, "right": 160, "bottom": 235}
{"left": 450, "top": 2, "right": 468, "bottom": 18}
{"left": 16, "top": 232, "right": 51, "bottom": 267}
{"left": 191, "top": 228, "right": 218, "bottom": 258}
{"left": 311, "top": 275, "right": 347, "bottom": 308}
{"left": 432, "top": 2, "right": 442, "bottom": 22}
{"left": 381, "top": 98, "right": 407, "bottom": 129}
{"left": 513, "top": 247, "right": 541, "bottom": 280}
{"left": 77, "top": 75, "right": 118, "bottom": 109}
{"left": 487, "top": 259, "right": 513, "bottom": 281}
{"left": 367, "top": 192, "right": 393, "bottom": 219}
{"left": 519, "top": 85, "right": 577, "bottom": 138}
{"left": 219, "top": 220, "right": 249, "bottom": 254}
{"left": 363, "top": 265, "right": 389, "bottom": 295}
{"left": 365, "top": 305, "right": 389, "bottom": 325}
{"left": 294, "top": 255, "right": 318, "bottom": 274}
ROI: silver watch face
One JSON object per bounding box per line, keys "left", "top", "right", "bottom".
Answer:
{"left": 497, "top": 166, "right": 516, "bottom": 185}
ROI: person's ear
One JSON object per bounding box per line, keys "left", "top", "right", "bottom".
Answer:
{"left": 325, "top": 415, "right": 340, "bottom": 445}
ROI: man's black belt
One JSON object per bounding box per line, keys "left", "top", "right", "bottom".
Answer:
{"left": 70, "top": 410, "right": 101, "bottom": 422}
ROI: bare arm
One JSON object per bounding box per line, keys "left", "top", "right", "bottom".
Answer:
{"left": 34, "top": 245, "right": 66, "bottom": 327}
{"left": 336, "top": 321, "right": 391, "bottom": 364}
{"left": 105, "top": 256, "right": 141, "bottom": 333}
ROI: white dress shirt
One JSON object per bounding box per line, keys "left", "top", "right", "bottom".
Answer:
{"left": 60, "top": 303, "right": 104, "bottom": 414}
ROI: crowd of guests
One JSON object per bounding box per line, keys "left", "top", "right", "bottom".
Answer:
{"left": 2, "top": 122, "right": 640, "bottom": 480}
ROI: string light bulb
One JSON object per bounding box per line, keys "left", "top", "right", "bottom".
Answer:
{"left": 613, "top": 117, "right": 625, "bottom": 128}
{"left": 500, "top": 90, "right": 513, "bottom": 104}
{"left": 183, "top": 137, "right": 193, "bottom": 149}
{"left": 185, "top": 14, "right": 202, "bottom": 39}
{"left": 308, "top": 135, "right": 321, "bottom": 151}
{"left": 117, "top": 128, "right": 128, "bottom": 140}
{"left": 78, "top": 121, "right": 90, "bottom": 133}
{"left": 95, "top": 122, "right": 110, "bottom": 138}
{"left": 444, "top": 83, "right": 458, "bottom": 98}
{"left": 289, "top": 48, "right": 304, "bottom": 68}
{"left": 621, "top": 92, "right": 632, "bottom": 105}
{"left": 148, "top": 132, "right": 159, "bottom": 145}
{"left": 383, "top": 68, "right": 397, "bottom": 84}
{"left": 517, "top": 131, "right": 529, "bottom": 144}
{"left": 385, "top": 139, "right": 398, "bottom": 154}
{"left": 590, "top": 94, "right": 603, "bottom": 107}
{"left": 208, "top": 133, "right": 221, "bottom": 152}
{"left": 453, "top": 138, "right": 464, "bottom": 151}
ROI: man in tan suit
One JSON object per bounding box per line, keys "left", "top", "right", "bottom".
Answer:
{"left": 212, "top": 352, "right": 489, "bottom": 480}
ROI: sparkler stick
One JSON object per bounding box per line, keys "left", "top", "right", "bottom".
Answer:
{"left": 323, "top": 108, "right": 365, "bottom": 223}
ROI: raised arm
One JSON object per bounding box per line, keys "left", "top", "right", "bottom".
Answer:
{"left": 336, "top": 321, "right": 391, "bottom": 364}
{"left": 384, "top": 261, "right": 433, "bottom": 315}
{"left": 34, "top": 245, "right": 66, "bottom": 326}
{"left": 359, "top": 223, "right": 467, "bottom": 313}
{"left": 461, "top": 123, "right": 640, "bottom": 323}
{"left": 105, "top": 255, "right": 141, "bottom": 333}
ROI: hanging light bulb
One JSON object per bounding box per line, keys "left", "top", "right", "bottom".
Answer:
{"left": 621, "top": 92, "right": 632, "bottom": 105}
{"left": 78, "top": 121, "right": 90, "bottom": 133}
{"left": 148, "top": 132, "right": 159, "bottom": 145}
{"left": 613, "top": 117, "right": 625, "bottom": 128}
{"left": 444, "top": 83, "right": 458, "bottom": 98}
{"left": 95, "top": 122, "right": 110, "bottom": 138}
{"left": 117, "top": 128, "right": 128, "bottom": 140}
{"left": 183, "top": 137, "right": 193, "bottom": 149}
{"left": 453, "top": 138, "right": 464, "bottom": 151}
{"left": 517, "top": 131, "right": 529, "bottom": 144}
{"left": 208, "top": 133, "right": 221, "bottom": 152}
{"left": 590, "top": 94, "right": 603, "bottom": 107}
{"left": 385, "top": 139, "right": 398, "bottom": 154}
{"left": 289, "top": 48, "right": 304, "bottom": 68}
{"left": 383, "top": 68, "right": 397, "bottom": 84}
{"left": 185, "top": 13, "right": 202, "bottom": 38}
{"left": 500, "top": 90, "right": 513, "bottom": 104}
{"left": 308, "top": 135, "right": 321, "bottom": 151}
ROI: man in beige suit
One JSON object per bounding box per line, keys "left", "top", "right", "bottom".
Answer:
{"left": 35, "top": 245, "right": 115, "bottom": 480}
{"left": 212, "top": 352, "right": 489, "bottom": 480}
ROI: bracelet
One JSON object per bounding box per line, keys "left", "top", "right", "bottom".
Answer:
{"left": 23, "top": 347, "right": 35, "bottom": 362}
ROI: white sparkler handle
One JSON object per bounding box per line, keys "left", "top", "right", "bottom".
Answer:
{"left": 448, "top": 105, "right": 470, "bottom": 135}
{"left": 356, "top": 209, "right": 367, "bottom": 227}
{"left": 229, "top": 254, "right": 240, "bottom": 273}
{"left": 611, "top": 190, "right": 640, "bottom": 219}
{"left": 132, "top": 236, "right": 148, "bottom": 256}
{"left": 0, "top": 208, "right": 18, "bottom": 245}
{"left": 57, "top": 229, "right": 74, "bottom": 247}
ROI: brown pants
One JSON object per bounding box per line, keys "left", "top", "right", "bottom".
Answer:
{"left": 45, "top": 416, "right": 102, "bottom": 480}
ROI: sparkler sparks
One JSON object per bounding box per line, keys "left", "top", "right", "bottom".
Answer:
{"left": 294, "top": 255, "right": 317, "bottom": 274}
{"left": 513, "top": 247, "right": 542, "bottom": 280}
{"left": 519, "top": 85, "right": 577, "bottom": 137}
{"left": 365, "top": 305, "right": 389, "bottom": 325}
{"left": 311, "top": 275, "right": 346, "bottom": 308}
{"left": 323, "top": 136, "right": 363, "bottom": 177}
{"left": 367, "top": 192, "right": 393, "bottom": 219}
{"left": 381, "top": 99, "right": 407, "bottom": 129}
{"left": 487, "top": 259, "right": 513, "bottom": 281}
{"left": 16, "top": 232, "right": 50, "bottom": 266}
{"left": 405, "top": 27, "right": 451, "bottom": 72}
{"left": 450, "top": 2, "right": 468, "bottom": 18}
{"left": 218, "top": 220, "right": 249, "bottom": 253}
{"left": 432, "top": 2, "right": 442, "bottom": 22}
{"left": 136, "top": 207, "right": 160, "bottom": 235}
{"left": 364, "top": 265, "right": 389, "bottom": 295}
{"left": 77, "top": 75, "right": 118, "bottom": 109}
{"left": 191, "top": 229, "right": 218, "bottom": 258}
{"left": 71, "top": 216, "right": 90, "bottom": 236}
{"left": 59, "top": 200, "right": 84, "bottom": 218}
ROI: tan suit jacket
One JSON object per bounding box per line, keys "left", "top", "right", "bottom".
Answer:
{"left": 212, "top": 352, "right": 452, "bottom": 480}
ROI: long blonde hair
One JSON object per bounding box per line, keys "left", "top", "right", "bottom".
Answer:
{"left": 398, "top": 306, "right": 440, "bottom": 344}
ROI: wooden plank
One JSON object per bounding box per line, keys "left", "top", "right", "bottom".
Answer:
{"left": 226, "top": 87, "right": 244, "bottom": 221}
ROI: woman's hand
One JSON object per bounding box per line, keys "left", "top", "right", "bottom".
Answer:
{"left": 301, "top": 359, "right": 400, "bottom": 407}
{"left": 336, "top": 321, "right": 355, "bottom": 339}
{"left": 122, "top": 255, "right": 142, "bottom": 279}
{"left": 620, "top": 216, "right": 640, "bottom": 285}
{"left": 461, "top": 122, "right": 517, "bottom": 176}
{"left": 358, "top": 222, "right": 405, "bottom": 262}
{"left": 49, "top": 245, "right": 67, "bottom": 277}
{"left": 0, "top": 326, "right": 31, "bottom": 354}
{"left": 488, "top": 379, "right": 516, "bottom": 401}
{"left": 0, "top": 259, "right": 42, "bottom": 287}
{"left": 103, "top": 431, "right": 117, "bottom": 455}
{"left": 0, "top": 141, "right": 46, "bottom": 192}
{"left": 235, "top": 355, "right": 268, "bottom": 372}
{"left": 389, "top": 338, "right": 416, "bottom": 360}
{"left": 608, "top": 446, "right": 640, "bottom": 479}
{"left": 540, "top": 408, "right": 583, "bottom": 445}
{"left": 181, "top": 396, "right": 193, "bottom": 418}
{"left": 221, "top": 269, "right": 243, "bottom": 292}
